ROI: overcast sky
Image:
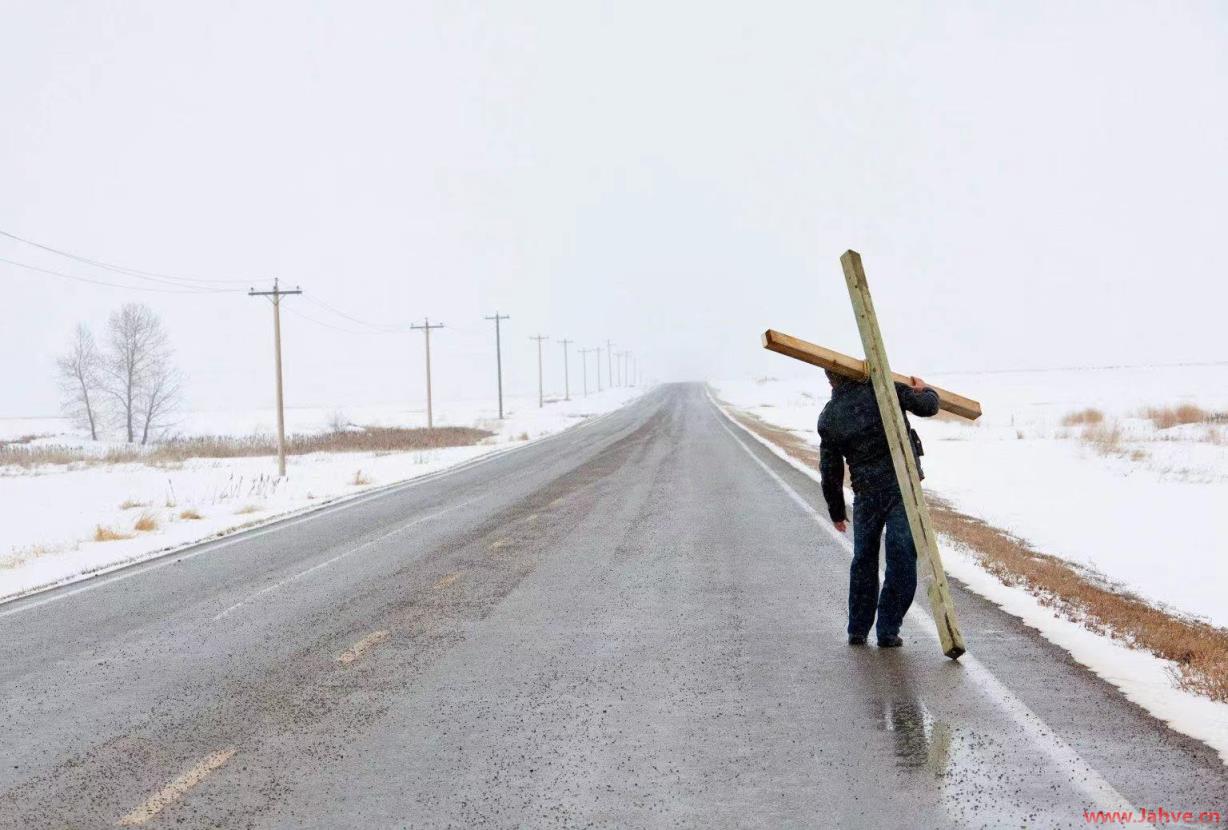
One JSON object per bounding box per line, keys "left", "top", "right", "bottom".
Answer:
{"left": 3, "top": 2, "right": 1225, "bottom": 418}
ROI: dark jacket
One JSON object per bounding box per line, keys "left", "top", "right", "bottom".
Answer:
{"left": 817, "top": 380, "right": 940, "bottom": 523}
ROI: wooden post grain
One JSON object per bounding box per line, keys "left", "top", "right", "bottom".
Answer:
{"left": 840, "top": 250, "right": 966, "bottom": 659}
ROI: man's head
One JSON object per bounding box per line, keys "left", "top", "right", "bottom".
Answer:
{"left": 825, "top": 369, "right": 853, "bottom": 390}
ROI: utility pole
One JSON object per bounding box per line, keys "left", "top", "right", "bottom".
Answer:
{"left": 249, "top": 278, "right": 302, "bottom": 478}
{"left": 529, "top": 334, "right": 548, "bottom": 407}
{"left": 410, "top": 317, "right": 445, "bottom": 429}
{"left": 484, "top": 312, "right": 510, "bottom": 419}
{"left": 629, "top": 352, "right": 636, "bottom": 387}
{"left": 595, "top": 347, "right": 603, "bottom": 392}
{"left": 558, "top": 338, "right": 573, "bottom": 401}
{"left": 579, "top": 347, "right": 595, "bottom": 397}
{"left": 605, "top": 340, "right": 614, "bottom": 388}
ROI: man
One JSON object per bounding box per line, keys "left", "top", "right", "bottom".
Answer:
{"left": 817, "top": 369, "right": 939, "bottom": 648}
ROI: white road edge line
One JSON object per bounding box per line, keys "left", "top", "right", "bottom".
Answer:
{"left": 115, "top": 747, "right": 236, "bottom": 826}
{"left": 0, "top": 390, "right": 652, "bottom": 619}
{"left": 706, "top": 391, "right": 1137, "bottom": 815}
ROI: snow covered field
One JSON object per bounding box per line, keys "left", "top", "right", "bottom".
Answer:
{"left": 0, "top": 387, "right": 645, "bottom": 602}
{"left": 714, "top": 364, "right": 1228, "bottom": 628}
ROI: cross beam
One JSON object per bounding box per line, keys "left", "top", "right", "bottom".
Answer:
{"left": 761, "top": 330, "right": 982, "bottom": 421}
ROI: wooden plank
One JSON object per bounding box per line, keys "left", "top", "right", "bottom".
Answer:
{"left": 840, "top": 249, "right": 966, "bottom": 660}
{"left": 762, "top": 329, "right": 982, "bottom": 421}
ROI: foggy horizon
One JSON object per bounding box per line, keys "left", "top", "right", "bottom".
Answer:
{"left": 4, "top": 2, "right": 1226, "bottom": 418}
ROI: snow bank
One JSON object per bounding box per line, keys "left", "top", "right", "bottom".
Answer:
{"left": 0, "top": 387, "right": 645, "bottom": 602}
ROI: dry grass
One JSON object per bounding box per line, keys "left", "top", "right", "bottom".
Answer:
{"left": 119, "top": 499, "right": 148, "bottom": 510}
{"left": 929, "top": 497, "right": 1228, "bottom": 702}
{"left": 1061, "top": 407, "right": 1104, "bottom": 426}
{"left": 93, "top": 525, "right": 133, "bottom": 542}
{"left": 0, "top": 445, "right": 85, "bottom": 467}
{"left": 234, "top": 504, "right": 261, "bottom": 515}
{"left": 1142, "top": 403, "right": 1220, "bottom": 430}
{"left": 1079, "top": 422, "right": 1125, "bottom": 456}
{"left": 718, "top": 400, "right": 1228, "bottom": 703}
{"left": 0, "top": 425, "right": 494, "bottom": 470}
{"left": 178, "top": 508, "right": 203, "bottom": 520}
{"left": 351, "top": 469, "right": 373, "bottom": 486}
{"left": 133, "top": 512, "right": 159, "bottom": 532}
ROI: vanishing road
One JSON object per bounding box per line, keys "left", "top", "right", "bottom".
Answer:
{"left": 1, "top": 384, "right": 1224, "bottom": 828}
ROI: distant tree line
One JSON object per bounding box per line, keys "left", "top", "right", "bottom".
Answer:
{"left": 58, "top": 302, "right": 181, "bottom": 444}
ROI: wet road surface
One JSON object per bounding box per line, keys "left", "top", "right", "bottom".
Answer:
{"left": 1, "top": 383, "right": 1224, "bottom": 828}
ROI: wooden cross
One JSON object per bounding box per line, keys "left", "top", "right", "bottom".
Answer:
{"left": 762, "top": 250, "right": 976, "bottom": 659}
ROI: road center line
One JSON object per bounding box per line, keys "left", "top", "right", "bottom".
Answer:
{"left": 709, "top": 398, "right": 1136, "bottom": 815}
{"left": 433, "top": 571, "right": 464, "bottom": 589}
{"left": 337, "top": 630, "right": 390, "bottom": 665}
{"left": 115, "top": 748, "right": 236, "bottom": 826}
{"left": 212, "top": 499, "right": 476, "bottom": 621}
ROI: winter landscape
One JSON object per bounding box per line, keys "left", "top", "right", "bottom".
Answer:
{"left": 1, "top": 386, "right": 644, "bottom": 602}
{"left": 4, "top": 3, "right": 1227, "bottom": 827}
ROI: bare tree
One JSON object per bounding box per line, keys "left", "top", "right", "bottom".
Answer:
{"left": 101, "top": 303, "right": 180, "bottom": 443}
{"left": 138, "top": 356, "right": 181, "bottom": 445}
{"left": 57, "top": 324, "right": 103, "bottom": 440}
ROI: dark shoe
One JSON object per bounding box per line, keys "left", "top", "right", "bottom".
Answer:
{"left": 877, "top": 635, "right": 904, "bottom": 648}
{"left": 848, "top": 634, "right": 867, "bottom": 645}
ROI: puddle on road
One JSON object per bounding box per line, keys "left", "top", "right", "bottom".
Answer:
{"left": 875, "top": 697, "right": 1057, "bottom": 828}
{"left": 880, "top": 698, "right": 951, "bottom": 773}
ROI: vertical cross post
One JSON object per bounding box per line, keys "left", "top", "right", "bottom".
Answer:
{"left": 839, "top": 250, "right": 966, "bottom": 660}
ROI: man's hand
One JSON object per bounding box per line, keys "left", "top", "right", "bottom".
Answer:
{"left": 833, "top": 520, "right": 848, "bottom": 533}
{"left": 909, "top": 375, "right": 928, "bottom": 392}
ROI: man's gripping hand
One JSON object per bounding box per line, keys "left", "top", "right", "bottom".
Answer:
{"left": 833, "top": 520, "right": 848, "bottom": 533}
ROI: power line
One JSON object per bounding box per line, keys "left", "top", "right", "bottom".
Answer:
{"left": 0, "top": 227, "right": 259, "bottom": 288}
{"left": 0, "top": 254, "right": 238, "bottom": 295}
{"left": 303, "top": 294, "right": 411, "bottom": 332}
{"left": 282, "top": 305, "right": 390, "bottom": 336}
{"left": 1, "top": 229, "right": 416, "bottom": 333}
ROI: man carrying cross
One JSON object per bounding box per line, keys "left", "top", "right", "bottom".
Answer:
{"left": 817, "top": 369, "right": 940, "bottom": 648}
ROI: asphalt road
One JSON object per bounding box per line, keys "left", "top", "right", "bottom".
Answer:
{"left": 1, "top": 383, "right": 1224, "bottom": 828}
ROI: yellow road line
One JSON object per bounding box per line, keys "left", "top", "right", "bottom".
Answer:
{"left": 433, "top": 571, "right": 463, "bottom": 589}
{"left": 487, "top": 538, "right": 511, "bottom": 551}
{"left": 337, "top": 630, "right": 390, "bottom": 665}
{"left": 116, "top": 748, "right": 236, "bottom": 826}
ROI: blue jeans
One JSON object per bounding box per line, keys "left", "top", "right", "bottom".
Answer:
{"left": 848, "top": 487, "right": 917, "bottom": 640}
